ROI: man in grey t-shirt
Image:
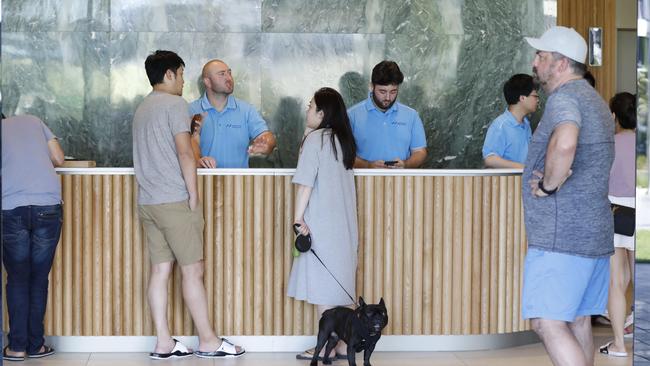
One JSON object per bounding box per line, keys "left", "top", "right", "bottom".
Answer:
{"left": 133, "top": 50, "right": 244, "bottom": 359}
{"left": 522, "top": 27, "right": 614, "bottom": 366}
{"left": 2, "top": 114, "right": 65, "bottom": 360}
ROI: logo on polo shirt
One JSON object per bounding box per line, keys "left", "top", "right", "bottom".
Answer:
{"left": 391, "top": 121, "right": 406, "bottom": 126}
{"left": 225, "top": 123, "right": 242, "bottom": 128}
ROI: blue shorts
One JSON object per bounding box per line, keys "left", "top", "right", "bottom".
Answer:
{"left": 522, "top": 248, "right": 609, "bottom": 322}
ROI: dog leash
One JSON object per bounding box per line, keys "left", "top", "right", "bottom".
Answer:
{"left": 308, "top": 248, "right": 358, "bottom": 307}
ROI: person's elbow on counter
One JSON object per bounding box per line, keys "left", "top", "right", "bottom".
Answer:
{"left": 403, "top": 148, "right": 427, "bottom": 168}
{"left": 48, "top": 138, "right": 65, "bottom": 167}
{"left": 483, "top": 154, "right": 524, "bottom": 169}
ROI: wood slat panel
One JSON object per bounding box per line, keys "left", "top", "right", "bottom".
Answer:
{"left": 432, "top": 177, "right": 444, "bottom": 334}
{"left": 4, "top": 173, "right": 529, "bottom": 336}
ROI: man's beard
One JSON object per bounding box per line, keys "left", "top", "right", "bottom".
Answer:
{"left": 213, "top": 80, "right": 234, "bottom": 96}
{"left": 213, "top": 87, "right": 233, "bottom": 97}
{"left": 372, "top": 93, "right": 397, "bottom": 111}
{"left": 220, "top": 84, "right": 234, "bottom": 95}
{"left": 532, "top": 67, "right": 549, "bottom": 89}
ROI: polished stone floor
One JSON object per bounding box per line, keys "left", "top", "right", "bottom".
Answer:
{"left": 14, "top": 326, "right": 631, "bottom": 366}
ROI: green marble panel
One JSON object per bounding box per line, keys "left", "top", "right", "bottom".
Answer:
{"left": 2, "top": 0, "right": 109, "bottom": 32}
{"left": 262, "top": 0, "right": 386, "bottom": 33}
{"left": 2, "top": 31, "right": 112, "bottom": 164}
{"left": 383, "top": 0, "right": 463, "bottom": 35}
{"left": 1, "top": 0, "right": 554, "bottom": 167}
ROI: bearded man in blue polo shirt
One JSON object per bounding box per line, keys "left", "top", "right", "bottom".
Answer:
{"left": 347, "top": 61, "right": 427, "bottom": 168}
{"left": 189, "top": 59, "right": 276, "bottom": 168}
{"left": 482, "top": 73, "right": 538, "bottom": 168}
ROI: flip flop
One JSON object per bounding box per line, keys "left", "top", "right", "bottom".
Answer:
{"left": 296, "top": 348, "right": 344, "bottom": 361}
{"left": 599, "top": 341, "right": 628, "bottom": 357}
{"left": 149, "top": 339, "right": 193, "bottom": 360}
{"left": 28, "top": 345, "right": 55, "bottom": 358}
{"left": 3, "top": 347, "right": 25, "bottom": 362}
{"left": 194, "top": 337, "right": 245, "bottom": 358}
{"left": 296, "top": 348, "right": 323, "bottom": 361}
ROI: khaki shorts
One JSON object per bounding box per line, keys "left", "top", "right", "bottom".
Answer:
{"left": 138, "top": 200, "right": 204, "bottom": 266}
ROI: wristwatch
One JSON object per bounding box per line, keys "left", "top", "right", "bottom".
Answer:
{"left": 538, "top": 179, "right": 558, "bottom": 195}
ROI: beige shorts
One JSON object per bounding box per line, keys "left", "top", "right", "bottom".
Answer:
{"left": 138, "top": 200, "right": 204, "bottom": 266}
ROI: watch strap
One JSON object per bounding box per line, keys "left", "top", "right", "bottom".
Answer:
{"left": 538, "top": 179, "right": 557, "bottom": 195}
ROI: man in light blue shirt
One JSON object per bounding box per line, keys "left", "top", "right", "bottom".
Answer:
{"left": 482, "top": 73, "right": 538, "bottom": 168}
{"left": 347, "top": 61, "right": 427, "bottom": 168}
{"left": 189, "top": 59, "right": 276, "bottom": 168}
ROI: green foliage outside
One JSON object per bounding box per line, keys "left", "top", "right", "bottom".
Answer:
{"left": 640, "top": 171, "right": 649, "bottom": 189}
{"left": 636, "top": 230, "right": 650, "bottom": 262}
{"left": 639, "top": 155, "right": 648, "bottom": 188}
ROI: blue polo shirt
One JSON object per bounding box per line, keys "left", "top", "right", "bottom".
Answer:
{"left": 482, "top": 109, "right": 532, "bottom": 164}
{"left": 189, "top": 94, "right": 269, "bottom": 168}
{"left": 347, "top": 94, "right": 427, "bottom": 162}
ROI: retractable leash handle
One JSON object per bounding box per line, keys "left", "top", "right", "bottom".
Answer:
{"left": 293, "top": 224, "right": 312, "bottom": 252}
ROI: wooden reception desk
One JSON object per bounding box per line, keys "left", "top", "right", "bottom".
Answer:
{"left": 4, "top": 168, "right": 529, "bottom": 341}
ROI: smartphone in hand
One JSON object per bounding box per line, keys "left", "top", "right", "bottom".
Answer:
{"left": 190, "top": 114, "right": 203, "bottom": 135}
{"left": 384, "top": 160, "right": 397, "bottom": 166}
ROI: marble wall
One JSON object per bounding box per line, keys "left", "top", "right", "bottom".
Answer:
{"left": 1, "top": 0, "right": 555, "bottom": 167}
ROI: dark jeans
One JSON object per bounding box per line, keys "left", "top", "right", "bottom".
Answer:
{"left": 2, "top": 204, "right": 62, "bottom": 353}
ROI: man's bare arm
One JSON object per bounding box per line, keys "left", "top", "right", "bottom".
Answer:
{"left": 484, "top": 155, "right": 524, "bottom": 169}
{"left": 174, "top": 132, "right": 199, "bottom": 210}
{"left": 190, "top": 135, "right": 202, "bottom": 162}
{"left": 536, "top": 122, "right": 578, "bottom": 194}
{"left": 249, "top": 131, "right": 277, "bottom": 155}
{"left": 354, "top": 156, "right": 386, "bottom": 168}
{"left": 47, "top": 138, "right": 65, "bottom": 167}
{"left": 402, "top": 148, "right": 427, "bottom": 168}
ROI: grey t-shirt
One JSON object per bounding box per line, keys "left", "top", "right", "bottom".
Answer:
{"left": 522, "top": 79, "right": 614, "bottom": 258}
{"left": 133, "top": 91, "right": 191, "bottom": 205}
{"left": 1, "top": 115, "right": 61, "bottom": 210}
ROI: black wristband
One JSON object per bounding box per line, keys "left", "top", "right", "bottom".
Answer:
{"left": 538, "top": 179, "right": 558, "bottom": 195}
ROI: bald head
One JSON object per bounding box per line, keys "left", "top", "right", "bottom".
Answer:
{"left": 202, "top": 59, "right": 234, "bottom": 95}
{"left": 202, "top": 59, "right": 227, "bottom": 78}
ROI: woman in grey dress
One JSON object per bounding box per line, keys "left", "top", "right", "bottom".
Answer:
{"left": 288, "top": 87, "right": 358, "bottom": 360}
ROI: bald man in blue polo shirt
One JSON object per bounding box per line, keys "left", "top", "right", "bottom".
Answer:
{"left": 189, "top": 59, "right": 276, "bottom": 168}
{"left": 347, "top": 61, "right": 427, "bottom": 168}
{"left": 482, "top": 74, "right": 538, "bottom": 169}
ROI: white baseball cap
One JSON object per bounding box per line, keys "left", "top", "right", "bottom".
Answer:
{"left": 525, "top": 26, "right": 587, "bottom": 64}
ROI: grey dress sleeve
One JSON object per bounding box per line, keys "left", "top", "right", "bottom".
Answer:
{"left": 292, "top": 132, "right": 321, "bottom": 188}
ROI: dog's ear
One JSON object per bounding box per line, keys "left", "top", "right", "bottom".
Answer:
{"left": 358, "top": 296, "right": 366, "bottom": 307}
{"left": 379, "top": 297, "right": 386, "bottom": 308}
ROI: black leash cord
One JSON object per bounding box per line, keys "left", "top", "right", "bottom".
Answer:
{"left": 309, "top": 248, "right": 358, "bottom": 307}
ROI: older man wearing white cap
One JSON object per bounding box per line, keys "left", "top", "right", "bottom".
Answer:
{"left": 521, "top": 26, "right": 615, "bottom": 366}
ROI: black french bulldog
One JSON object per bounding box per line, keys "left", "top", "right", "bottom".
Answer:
{"left": 311, "top": 297, "right": 388, "bottom": 366}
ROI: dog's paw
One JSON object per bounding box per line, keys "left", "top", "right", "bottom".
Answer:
{"left": 323, "top": 358, "right": 332, "bottom": 365}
